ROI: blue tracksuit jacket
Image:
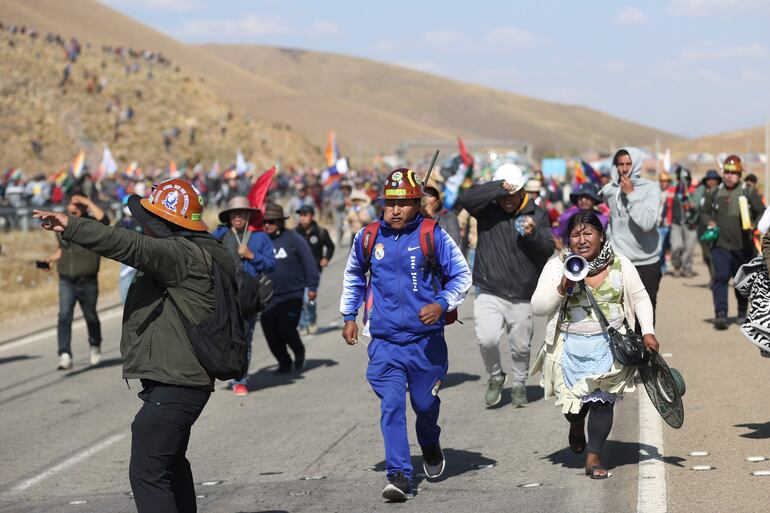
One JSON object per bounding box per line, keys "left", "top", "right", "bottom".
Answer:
{"left": 340, "top": 215, "right": 471, "bottom": 343}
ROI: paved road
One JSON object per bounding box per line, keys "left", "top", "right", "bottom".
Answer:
{"left": 0, "top": 249, "right": 768, "bottom": 513}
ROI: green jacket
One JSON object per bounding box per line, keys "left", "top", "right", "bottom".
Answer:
{"left": 61, "top": 216, "right": 235, "bottom": 388}
{"left": 699, "top": 184, "right": 765, "bottom": 252}
{"left": 57, "top": 214, "right": 109, "bottom": 278}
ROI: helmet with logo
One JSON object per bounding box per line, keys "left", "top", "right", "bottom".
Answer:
{"left": 723, "top": 154, "right": 743, "bottom": 174}
{"left": 379, "top": 168, "right": 427, "bottom": 200}
{"left": 130, "top": 178, "right": 208, "bottom": 231}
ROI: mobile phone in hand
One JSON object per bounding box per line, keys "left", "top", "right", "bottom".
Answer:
{"left": 35, "top": 260, "right": 50, "bottom": 270}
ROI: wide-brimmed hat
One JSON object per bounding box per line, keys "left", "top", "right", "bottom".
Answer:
{"left": 218, "top": 196, "right": 258, "bottom": 224}
{"left": 263, "top": 202, "right": 288, "bottom": 221}
{"left": 350, "top": 190, "right": 371, "bottom": 203}
{"left": 525, "top": 179, "right": 542, "bottom": 193}
{"left": 569, "top": 183, "right": 602, "bottom": 205}
{"left": 638, "top": 351, "right": 685, "bottom": 429}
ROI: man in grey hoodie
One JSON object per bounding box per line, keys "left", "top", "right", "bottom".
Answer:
{"left": 602, "top": 147, "right": 663, "bottom": 318}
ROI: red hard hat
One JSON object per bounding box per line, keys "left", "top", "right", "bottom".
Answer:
{"left": 723, "top": 154, "right": 743, "bottom": 173}
{"left": 379, "top": 168, "right": 427, "bottom": 200}
{"left": 140, "top": 179, "right": 208, "bottom": 231}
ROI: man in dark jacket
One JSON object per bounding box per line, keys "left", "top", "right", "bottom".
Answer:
{"left": 296, "top": 204, "right": 335, "bottom": 334}
{"left": 46, "top": 193, "right": 109, "bottom": 370}
{"left": 700, "top": 155, "right": 765, "bottom": 330}
{"left": 35, "top": 179, "right": 231, "bottom": 513}
{"left": 262, "top": 203, "right": 320, "bottom": 373}
{"left": 460, "top": 164, "right": 555, "bottom": 408}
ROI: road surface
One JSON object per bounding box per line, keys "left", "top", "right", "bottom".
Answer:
{"left": 0, "top": 249, "right": 768, "bottom": 513}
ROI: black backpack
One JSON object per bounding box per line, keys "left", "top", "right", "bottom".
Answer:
{"left": 231, "top": 230, "right": 274, "bottom": 317}
{"left": 137, "top": 233, "right": 248, "bottom": 381}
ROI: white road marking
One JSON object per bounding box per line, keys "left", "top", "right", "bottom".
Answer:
{"left": 637, "top": 391, "right": 667, "bottom": 513}
{"left": 12, "top": 433, "right": 125, "bottom": 492}
{"left": 0, "top": 309, "right": 123, "bottom": 354}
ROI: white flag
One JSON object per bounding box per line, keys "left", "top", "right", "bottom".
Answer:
{"left": 102, "top": 145, "right": 118, "bottom": 176}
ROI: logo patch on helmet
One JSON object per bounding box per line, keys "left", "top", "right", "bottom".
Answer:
{"left": 162, "top": 190, "right": 179, "bottom": 212}
{"left": 385, "top": 189, "right": 407, "bottom": 197}
{"left": 391, "top": 171, "right": 403, "bottom": 182}
{"left": 374, "top": 243, "right": 385, "bottom": 260}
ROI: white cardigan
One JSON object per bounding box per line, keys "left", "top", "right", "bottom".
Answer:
{"left": 532, "top": 253, "right": 655, "bottom": 346}
{"left": 530, "top": 253, "right": 655, "bottom": 414}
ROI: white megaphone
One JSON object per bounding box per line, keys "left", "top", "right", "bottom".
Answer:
{"left": 564, "top": 254, "right": 589, "bottom": 282}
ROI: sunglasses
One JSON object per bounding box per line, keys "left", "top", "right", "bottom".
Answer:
{"left": 263, "top": 219, "right": 279, "bottom": 225}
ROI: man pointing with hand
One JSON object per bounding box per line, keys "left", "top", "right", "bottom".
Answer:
{"left": 340, "top": 168, "right": 471, "bottom": 502}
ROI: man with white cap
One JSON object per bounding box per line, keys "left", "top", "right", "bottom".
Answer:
{"left": 460, "top": 164, "right": 555, "bottom": 408}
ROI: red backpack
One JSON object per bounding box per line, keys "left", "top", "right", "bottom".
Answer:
{"left": 360, "top": 218, "right": 458, "bottom": 325}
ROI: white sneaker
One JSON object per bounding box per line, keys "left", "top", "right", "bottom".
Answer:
{"left": 57, "top": 353, "right": 72, "bottom": 370}
{"left": 89, "top": 347, "right": 101, "bottom": 366}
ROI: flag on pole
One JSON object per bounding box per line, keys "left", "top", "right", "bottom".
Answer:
{"left": 99, "top": 145, "right": 118, "bottom": 178}
{"left": 236, "top": 150, "right": 248, "bottom": 175}
{"left": 71, "top": 150, "right": 86, "bottom": 179}
{"left": 247, "top": 166, "right": 277, "bottom": 231}
{"left": 126, "top": 161, "right": 139, "bottom": 177}
{"left": 574, "top": 159, "right": 600, "bottom": 185}
{"left": 325, "top": 131, "right": 339, "bottom": 168}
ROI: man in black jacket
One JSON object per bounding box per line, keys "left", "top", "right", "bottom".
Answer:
{"left": 460, "top": 164, "right": 554, "bottom": 409}
{"left": 296, "top": 205, "right": 335, "bottom": 334}
{"left": 262, "top": 203, "right": 320, "bottom": 373}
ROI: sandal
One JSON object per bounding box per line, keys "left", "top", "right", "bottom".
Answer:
{"left": 568, "top": 427, "right": 586, "bottom": 454}
{"left": 585, "top": 466, "right": 609, "bottom": 480}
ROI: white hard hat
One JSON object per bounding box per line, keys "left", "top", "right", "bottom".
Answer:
{"left": 493, "top": 163, "right": 528, "bottom": 192}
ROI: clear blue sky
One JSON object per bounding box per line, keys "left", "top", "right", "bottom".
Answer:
{"left": 102, "top": 0, "right": 770, "bottom": 138}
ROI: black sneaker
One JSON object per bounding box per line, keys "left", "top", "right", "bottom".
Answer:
{"left": 421, "top": 443, "right": 445, "bottom": 479}
{"left": 382, "top": 472, "right": 413, "bottom": 501}
{"left": 274, "top": 364, "right": 293, "bottom": 375}
{"left": 714, "top": 313, "right": 728, "bottom": 331}
{"left": 294, "top": 353, "right": 305, "bottom": 372}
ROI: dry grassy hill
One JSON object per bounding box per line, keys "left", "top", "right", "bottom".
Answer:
{"left": 0, "top": 0, "right": 679, "bottom": 160}
{"left": 0, "top": 29, "right": 319, "bottom": 172}
{"left": 671, "top": 125, "right": 766, "bottom": 159}
{"left": 200, "top": 44, "right": 680, "bottom": 156}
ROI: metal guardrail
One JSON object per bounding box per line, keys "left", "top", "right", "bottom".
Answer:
{"left": 0, "top": 202, "right": 123, "bottom": 232}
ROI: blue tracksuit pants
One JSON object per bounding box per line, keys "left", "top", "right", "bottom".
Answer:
{"left": 366, "top": 333, "right": 448, "bottom": 479}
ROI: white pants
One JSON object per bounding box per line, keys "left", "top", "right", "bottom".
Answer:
{"left": 473, "top": 293, "right": 533, "bottom": 384}
{"left": 670, "top": 224, "right": 698, "bottom": 273}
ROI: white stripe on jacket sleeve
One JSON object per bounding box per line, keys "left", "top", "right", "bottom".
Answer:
{"left": 339, "top": 230, "right": 367, "bottom": 317}
{"left": 436, "top": 230, "right": 472, "bottom": 311}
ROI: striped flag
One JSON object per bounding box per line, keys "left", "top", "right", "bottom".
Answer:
{"left": 71, "top": 150, "right": 86, "bottom": 178}
{"left": 324, "top": 131, "right": 339, "bottom": 168}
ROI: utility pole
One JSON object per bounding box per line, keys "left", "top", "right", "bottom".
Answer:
{"left": 765, "top": 117, "right": 769, "bottom": 201}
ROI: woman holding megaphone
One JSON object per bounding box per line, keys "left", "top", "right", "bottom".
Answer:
{"left": 531, "top": 210, "right": 660, "bottom": 479}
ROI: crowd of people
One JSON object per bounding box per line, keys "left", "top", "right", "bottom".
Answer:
{"left": 24, "top": 147, "right": 769, "bottom": 509}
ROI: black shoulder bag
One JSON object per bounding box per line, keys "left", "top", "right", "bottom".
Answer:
{"left": 579, "top": 281, "right": 648, "bottom": 366}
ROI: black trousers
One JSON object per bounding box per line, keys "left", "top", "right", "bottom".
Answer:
{"left": 57, "top": 275, "right": 101, "bottom": 356}
{"left": 130, "top": 381, "right": 210, "bottom": 513}
{"left": 565, "top": 401, "right": 615, "bottom": 455}
{"left": 261, "top": 297, "right": 305, "bottom": 369}
{"left": 634, "top": 262, "right": 662, "bottom": 330}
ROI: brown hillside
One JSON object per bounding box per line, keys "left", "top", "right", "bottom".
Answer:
{"left": 200, "top": 44, "right": 680, "bottom": 155}
{"left": 0, "top": 0, "right": 679, "bottom": 159}
{"left": 0, "top": 28, "right": 319, "bottom": 172}
{"left": 671, "top": 125, "right": 767, "bottom": 159}
{"left": 0, "top": 0, "right": 449, "bottom": 155}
